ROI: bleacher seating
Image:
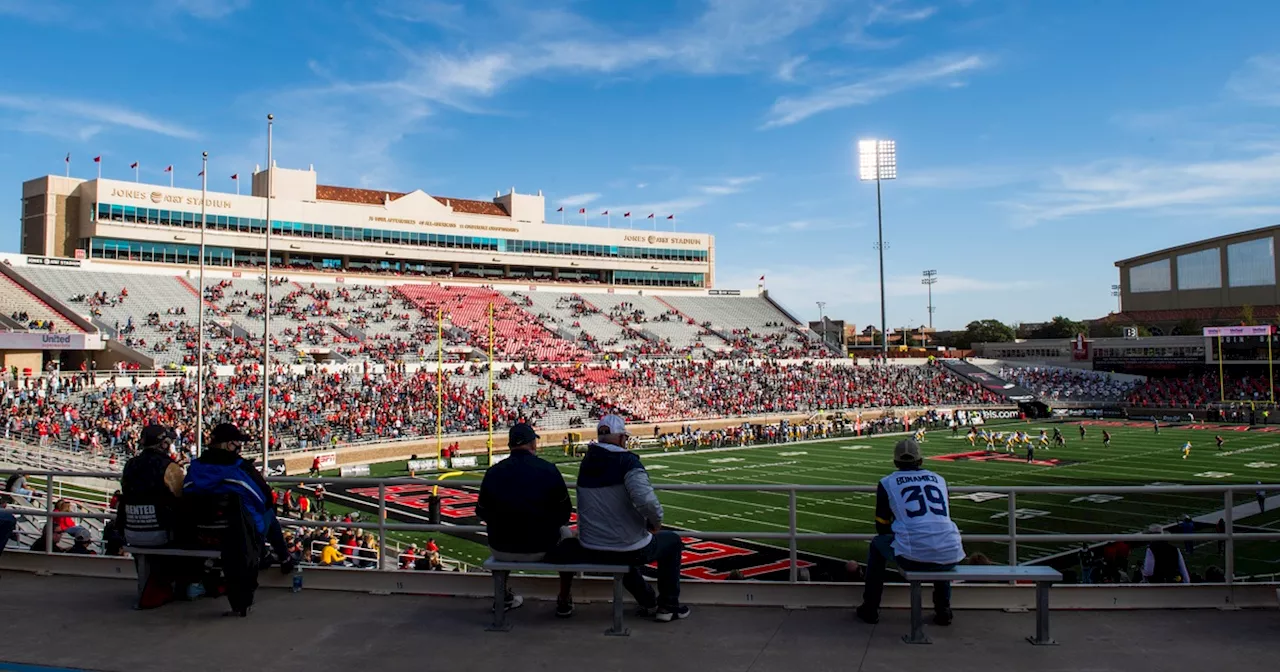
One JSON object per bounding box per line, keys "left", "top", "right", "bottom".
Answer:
{"left": 396, "top": 284, "right": 590, "bottom": 362}
{"left": 0, "top": 272, "right": 84, "bottom": 334}
{"left": 1000, "top": 366, "right": 1139, "bottom": 402}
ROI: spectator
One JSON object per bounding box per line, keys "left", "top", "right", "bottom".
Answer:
{"left": 1142, "top": 525, "right": 1191, "bottom": 584}
{"left": 4, "top": 470, "right": 34, "bottom": 502}
{"left": 183, "top": 423, "right": 292, "bottom": 617}
{"left": 0, "top": 495, "right": 16, "bottom": 558}
{"left": 67, "top": 527, "right": 96, "bottom": 555}
{"left": 118, "top": 424, "right": 184, "bottom": 547}
{"left": 570, "top": 415, "right": 688, "bottom": 622}
{"left": 476, "top": 422, "right": 575, "bottom": 617}
{"left": 320, "top": 537, "right": 347, "bottom": 566}
{"left": 856, "top": 439, "right": 965, "bottom": 626}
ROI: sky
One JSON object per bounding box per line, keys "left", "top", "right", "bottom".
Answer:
{"left": 2, "top": 0, "right": 1279, "bottom": 331}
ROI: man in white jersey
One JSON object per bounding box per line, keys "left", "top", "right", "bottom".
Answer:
{"left": 855, "top": 439, "right": 965, "bottom": 626}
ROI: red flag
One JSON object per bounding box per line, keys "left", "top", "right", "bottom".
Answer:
{"left": 130, "top": 162, "right": 138, "bottom": 169}
{"left": 759, "top": 275, "right": 765, "bottom": 281}
{"left": 601, "top": 210, "right": 609, "bottom": 215}
{"left": 578, "top": 208, "right": 586, "bottom": 214}
{"left": 198, "top": 170, "right": 205, "bottom": 177}
{"left": 556, "top": 206, "right": 563, "bottom": 212}
{"left": 163, "top": 165, "right": 173, "bottom": 173}
{"left": 647, "top": 213, "right": 655, "bottom": 219}
{"left": 666, "top": 214, "right": 674, "bottom": 220}
{"left": 93, "top": 156, "right": 101, "bottom": 163}
{"left": 230, "top": 173, "right": 238, "bottom": 180}
{"left": 623, "top": 212, "right": 631, "bottom": 218}
{"left": 64, "top": 153, "right": 70, "bottom": 163}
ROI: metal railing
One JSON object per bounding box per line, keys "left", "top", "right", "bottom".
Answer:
{"left": 3, "top": 468, "right": 1278, "bottom": 585}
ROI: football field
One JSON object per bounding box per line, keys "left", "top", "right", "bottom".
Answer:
{"left": 575, "top": 420, "right": 1280, "bottom": 579}
{"left": 326, "top": 420, "right": 1280, "bottom": 580}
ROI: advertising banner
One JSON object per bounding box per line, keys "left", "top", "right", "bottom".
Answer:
{"left": 407, "top": 458, "right": 439, "bottom": 472}
{"left": 339, "top": 464, "right": 371, "bottom": 477}
{"left": 449, "top": 456, "right": 478, "bottom": 468}
{"left": 1204, "top": 325, "right": 1273, "bottom": 337}
{"left": 0, "top": 332, "right": 89, "bottom": 350}
{"left": 316, "top": 452, "right": 338, "bottom": 469}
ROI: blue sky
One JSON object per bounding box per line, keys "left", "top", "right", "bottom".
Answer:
{"left": 2, "top": 0, "right": 1279, "bottom": 331}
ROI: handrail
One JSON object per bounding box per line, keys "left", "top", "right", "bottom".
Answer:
{"left": 3, "top": 468, "right": 1277, "bottom": 584}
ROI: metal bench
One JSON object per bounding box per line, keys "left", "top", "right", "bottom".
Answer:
{"left": 123, "top": 546, "right": 221, "bottom": 608}
{"left": 900, "top": 565, "right": 1063, "bottom": 645}
{"left": 482, "top": 557, "right": 632, "bottom": 636}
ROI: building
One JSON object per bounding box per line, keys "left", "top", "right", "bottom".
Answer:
{"left": 1112, "top": 224, "right": 1278, "bottom": 334}
{"left": 20, "top": 165, "right": 714, "bottom": 288}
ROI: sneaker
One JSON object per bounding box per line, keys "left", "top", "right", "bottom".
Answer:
{"left": 855, "top": 604, "right": 879, "bottom": 624}
{"left": 491, "top": 593, "right": 524, "bottom": 612}
{"left": 654, "top": 605, "right": 690, "bottom": 622}
{"left": 933, "top": 609, "right": 953, "bottom": 626}
{"left": 555, "top": 599, "right": 574, "bottom": 618}
{"left": 635, "top": 604, "right": 658, "bottom": 618}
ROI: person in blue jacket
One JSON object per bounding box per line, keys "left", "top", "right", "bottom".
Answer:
{"left": 184, "top": 423, "right": 290, "bottom": 616}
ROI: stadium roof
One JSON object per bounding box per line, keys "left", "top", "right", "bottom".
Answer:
{"left": 1114, "top": 223, "right": 1280, "bottom": 266}
{"left": 315, "top": 184, "right": 511, "bottom": 217}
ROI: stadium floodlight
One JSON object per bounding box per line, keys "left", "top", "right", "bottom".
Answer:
{"left": 263, "top": 113, "right": 274, "bottom": 472}
{"left": 1111, "top": 283, "right": 1122, "bottom": 313}
{"left": 816, "top": 301, "right": 827, "bottom": 349}
{"left": 859, "top": 139, "right": 896, "bottom": 355}
{"left": 922, "top": 270, "right": 938, "bottom": 331}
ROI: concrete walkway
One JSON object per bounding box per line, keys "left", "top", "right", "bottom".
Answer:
{"left": 1, "top": 572, "right": 1277, "bottom": 672}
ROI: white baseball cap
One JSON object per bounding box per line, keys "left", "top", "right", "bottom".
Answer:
{"left": 598, "top": 414, "right": 630, "bottom": 437}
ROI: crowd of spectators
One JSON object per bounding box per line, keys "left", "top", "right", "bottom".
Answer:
{"left": 999, "top": 365, "right": 1139, "bottom": 402}
{"left": 538, "top": 360, "right": 1002, "bottom": 423}
{"left": 1127, "top": 373, "right": 1276, "bottom": 408}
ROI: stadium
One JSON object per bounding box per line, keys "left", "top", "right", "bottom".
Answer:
{"left": 3, "top": 154, "right": 1280, "bottom": 668}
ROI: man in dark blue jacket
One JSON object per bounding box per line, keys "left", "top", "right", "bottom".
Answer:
{"left": 184, "top": 423, "right": 290, "bottom": 616}
{"left": 478, "top": 423, "right": 575, "bottom": 617}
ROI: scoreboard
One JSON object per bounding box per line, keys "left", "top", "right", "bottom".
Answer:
{"left": 1205, "top": 325, "right": 1276, "bottom": 362}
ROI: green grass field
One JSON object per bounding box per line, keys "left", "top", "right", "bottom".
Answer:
{"left": 353, "top": 420, "right": 1280, "bottom": 579}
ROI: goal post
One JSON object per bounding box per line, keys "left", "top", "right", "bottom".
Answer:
{"left": 1205, "top": 325, "right": 1276, "bottom": 404}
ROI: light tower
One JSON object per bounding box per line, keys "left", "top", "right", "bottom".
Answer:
{"left": 858, "top": 139, "right": 896, "bottom": 355}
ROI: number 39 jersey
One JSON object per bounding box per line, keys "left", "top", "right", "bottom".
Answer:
{"left": 879, "top": 469, "right": 965, "bottom": 564}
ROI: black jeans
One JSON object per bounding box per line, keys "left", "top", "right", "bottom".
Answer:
{"left": 567, "top": 531, "right": 684, "bottom": 609}
{"left": 861, "top": 534, "right": 955, "bottom": 612}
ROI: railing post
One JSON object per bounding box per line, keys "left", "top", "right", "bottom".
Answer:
{"left": 788, "top": 489, "right": 798, "bottom": 583}
{"left": 1223, "top": 489, "right": 1234, "bottom": 586}
{"left": 1007, "top": 490, "right": 1017, "bottom": 567}
{"left": 378, "top": 482, "right": 388, "bottom": 571}
{"left": 44, "top": 473, "right": 55, "bottom": 554}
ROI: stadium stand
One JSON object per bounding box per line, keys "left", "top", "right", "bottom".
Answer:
{"left": 1127, "top": 372, "right": 1275, "bottom": 408}
{"left": 999, "top": 365, "right": 1140, "bottom": 402}
{"left": 0, "top": 271, "right": 83, "bottom": 333}
{"left": 396, "top": 283, "right": 592, "bottom": 362}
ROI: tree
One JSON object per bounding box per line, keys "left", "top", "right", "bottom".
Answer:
{"left": 1031, "top": 315, "right": 1090, "bottom": 339}
{"left": 1093, "top": 319, "right": 1150, "bottom": 338}
{"left": 1241, "top": 304, "right": 1256, "bottom": 326}
{"left": 1173, "top": 318, "right": 1201, "bottom": 336}
{"left": 959, "top": 319, "right": 1015, "bottom": 348}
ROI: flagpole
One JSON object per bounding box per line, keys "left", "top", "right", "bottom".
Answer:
{"left": 262, "top": 113, "right": 274, "bottom": 472}
{"left": 197, "top": 152, "right": 207, "bottom": 455}
{"left": 170, "top": 169, "right": 174, "bottom": 188}
{"left": 96, "top": 159, "right": 101, "bottom": 180}
{"left": 582, "top": 210, "right": 587, "bottom": 226}
{"left": 560, "top": 210, "right": 564, "bottom": 225}
{"left": 607, "top": 213, "right": 612, "bottom": 228}
{"left": 436, "top": 307, "right": 443, "bottom": 465}
{"left": 487, "top": 301, "right": 494, "bottom": 464}
{"left": 65, "top": 154, "right": 70, "bottom": 178}
{"left": 134, "top": 163, "right": 139, "bottom": 183}
{"left": 672, "top": 214, "right": 676, "bottom": 232}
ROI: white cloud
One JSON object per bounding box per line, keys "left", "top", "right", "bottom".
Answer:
{"left": 776, "top": 55, "right": 809, "bottom": 82}
{"left": 846, "top": 1, "right": 938, "bottom": 49}
{"left": 761, "top": 53, "right": 991, "bottom": 128}
{"left": 1226, "top": 54, "right": 1280, "bottom": 106}
{"left": 556, "top": 192, "right": 601, "bottom": 207}
{"left": 0, "top": 93, "right": 199, "bottom": 140}
{"left": 1010, "top": 150, "right": 1280, "bottom": 226}
{"left": 900, "top": 165, "right": 1034, "bottom": 190}
{"left": 374, "top": 0, "right": 467, "bottom": 30}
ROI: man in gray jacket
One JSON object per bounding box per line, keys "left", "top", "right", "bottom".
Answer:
{"left": 573, "top": 415, "right": 688, "bottom": 622}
